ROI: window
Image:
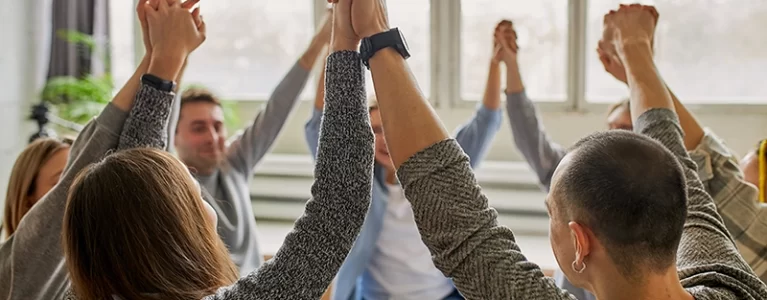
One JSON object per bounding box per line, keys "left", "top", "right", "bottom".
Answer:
{"left": 183, "top": 0, "right": 315, "bottom": 100}
{"left": 109, "top": 0, "right": 767, "bottom": 107}
{"left": 108, "top": 0, "right": 136, "bottom": 90}
{"left": 364, "top": 0, "right": 431, "bottom": 98}
{"left": 460, "top": 0, "right": 568, "bottom": 102}
{"left": 586, "top": 0, "right": 767, "bottom": 104}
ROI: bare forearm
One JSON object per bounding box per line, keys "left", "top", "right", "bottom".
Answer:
{"left": 314, "top": 48, "right": 329, "bottom": 110}
{"left": 369, "top": 48, "right": 449, "bottom": 168}
{"left": 667, "top": 87, "right": 704, "bottom": 150}
{"left": 620, "top": 42, "right": 674, "bottom": 121}
{"left": 173, "top": 59, "right": 189, "bottom": 93}
{"left": 482, "top": 62, "right": 502, "bottom": 110}
{"left": 111, "top": 55, "right": 152, "bottom": 111}
{"left": 505, "top": 59, "right": 525, "bottom": 94}
{"left": 299, "top": 38, "right": 329, "bottom": 70}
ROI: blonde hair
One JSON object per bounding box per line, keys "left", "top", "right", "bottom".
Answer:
{"left": 63, "top": 148, "right": 237, "bottom": 299}
{"left": 3, "top": 138, "right": 71, "bottom": 238}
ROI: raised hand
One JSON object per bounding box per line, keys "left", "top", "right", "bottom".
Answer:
{"left": 603, "top": 4, "right": 658, "bottom": 55}
{"left": 138, "top": 0, "right": 200, "bottom": 55}
{"left": 351, "top": 0, "right": 390, "bottom": 38}
{"left": 494, "top": 20, "right": 518, "bottom": 65}
{"left": 328, "top": 0, "right": 359, "bottom": 51}
{"left": 145, "top": 0, "right": 206, "bottom": 59}
{"left": 597, "top": 40, "right": 627, "bottom": 84}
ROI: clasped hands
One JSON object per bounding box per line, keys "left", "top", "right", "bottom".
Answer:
{"left": 327, "top": 0, "right": 391, "bottom": 51}
{"left": 492, "top": 20, "right": 518, "bottom": 66}
{"left": 137, "top": 0, "right": 206, "bottom": 65}
{"left": 598, "top": 3, "right": 659, "bottom": 83}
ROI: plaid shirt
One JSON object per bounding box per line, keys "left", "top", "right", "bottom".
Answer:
{"left": 689, "top": 129, "right": 767, "bottom": 282}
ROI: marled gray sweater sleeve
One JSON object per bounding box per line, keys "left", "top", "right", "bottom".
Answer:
{"left": 506, "top": 91, "right": 567, "bottom": 191}
{"left": 0, "top": 85, "right": 174, "bottom": 300}
{"left": 118, "top": 84, "right": 175, "bottom": 150}
{"left": 635, "top": 109, "right": 767, "bottom": 299}
{"left": 225, "top": 62, "right": 310, "bottom": 174}
{"left": 205, "top": 51, "right": 373, "bottom": 300}
{"left": 397, "top": 139, "right": 574, "bottom": 300}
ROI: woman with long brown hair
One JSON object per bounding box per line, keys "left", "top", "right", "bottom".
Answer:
{"left": 63, "top": 148, "right": 240, "bottom": 299}
{"left": 2, "top": 137, "right": 71, "bottom": 239}
{"left": 0, "top": 0, "right": 199, "bottom": 297}
{"left": 61, "top": 0, "right": 374, "bottom": 299}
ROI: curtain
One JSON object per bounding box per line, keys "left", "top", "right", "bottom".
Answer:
{"left": 46, "top": 0, "right": 110, "bottom": 79}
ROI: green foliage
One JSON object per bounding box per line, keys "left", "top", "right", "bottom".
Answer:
{"left": 41, "top": 30, "right": 112, "bottom": 124}
{"left": 41, "top": 74, "right": 112, "bottom": 123}
{"left": 56, "top": 29, "right": 96, "bottom": 52}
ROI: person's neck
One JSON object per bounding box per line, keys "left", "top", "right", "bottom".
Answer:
{"left": 591, "top": 268, "right": 692, "bottom": 300}
{"left": 383, "top": 167, "right": 397, "bottom": 185}
{"left": 189, "top": 163, "right": 217, "bottom": 177}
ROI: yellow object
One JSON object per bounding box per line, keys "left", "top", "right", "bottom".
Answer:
{"left": 759, "top": 140, "right": 766, "bottom": 203}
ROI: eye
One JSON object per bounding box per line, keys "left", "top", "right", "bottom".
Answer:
{"left": 192, "top": 125, "right": 206, "bottom": 133}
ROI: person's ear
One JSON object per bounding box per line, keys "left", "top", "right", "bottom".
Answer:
{"left": 568, "top": 221, "right": 592, "bottom": 266}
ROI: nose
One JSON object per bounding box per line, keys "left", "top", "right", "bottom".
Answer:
{"left": 203, "top": 127, "right": 219, "bottom": 144}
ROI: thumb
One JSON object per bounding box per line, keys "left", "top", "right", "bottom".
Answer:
{"left": 191, "top": 7, "right": 201, "bottom": 27}
{"left": 181, "top": 0, "right": 200, "bottom": 9}
{"left": 197, "top": 16, "right": 207, "bottom": 38}
{"left": 145, "top": 1, "right": 158, "bottom": 19}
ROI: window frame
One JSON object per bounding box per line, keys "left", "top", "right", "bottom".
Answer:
{"left": 120, "top": 0, "right": 767, "bottom": 113}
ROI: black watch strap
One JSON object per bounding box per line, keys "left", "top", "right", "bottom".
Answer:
{"left": 141, "top": 74, "right": 177, "bottom": 92}
{"left": 360, "top": 28, "right": 411, "bottom": 69}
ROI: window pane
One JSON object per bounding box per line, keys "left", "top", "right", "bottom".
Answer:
{"left": 365, "top": 0, "right": 430, "bottom": 98}
{"left": 586, "top": 0, "right": 767, "bottom": 104}
{"left": 184, "top": 1, "right": 314, "bottom": 100}
{"left": 461, "top": 0, "right": 568, "bottom": 101}
{"left": 108, "top": 0, "right": 136, "bottom": 90}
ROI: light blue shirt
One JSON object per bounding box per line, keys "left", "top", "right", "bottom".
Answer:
{"left": 305, "top": 104, "right": 502, "bottom": 300}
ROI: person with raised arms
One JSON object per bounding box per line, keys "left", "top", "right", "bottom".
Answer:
{"left": 0, "top": 0, "right": 198, "bottom": 298}
{"left": 61, "top": 0, "right": 377, "bottom": 298}
{"left": 335, "top": 0, "right": 767, "bottom": 298}
{"left": 499, "top": 14, "right": 767, "bottom": 299}
{"left": 167, "top": 7, "right": 333, "bottom": 277}
{"left": 306, "top": 17, "right": 504, "bottom": 300}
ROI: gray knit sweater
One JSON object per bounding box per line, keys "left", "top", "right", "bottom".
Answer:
{"left": 396, "top": 109, "right": 767, "bottom": 299}
{"left": 199, "top": 50, "right": 373, "bottom": 299}
{"left": 60, "top": 51, "right": 372, "bottom": 300}
{"left": 0, "top": 84, "right": 175, "bottom": 299}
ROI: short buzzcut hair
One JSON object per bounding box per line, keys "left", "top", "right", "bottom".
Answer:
{"left": 554, "top": 130, "right": 687, "bottom": 278}
{"left": 180, "top": 88, "right": 222, "bottom": 109}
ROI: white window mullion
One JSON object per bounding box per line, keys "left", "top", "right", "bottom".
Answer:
{"left": 132, "top": 0, "right": 144, "bottom": 66}
{"left": 567, "top": 0, "right": 587, "bottom": 112}
{"left": 435, "top": 0, "right": 460, "bottom": 108}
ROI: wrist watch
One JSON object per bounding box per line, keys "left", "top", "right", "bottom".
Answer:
{"left": 360, "top": 28, "right": 411, "bottom": 69}
{"left": 141, "top": 74, "right": 177, "bottom": 92}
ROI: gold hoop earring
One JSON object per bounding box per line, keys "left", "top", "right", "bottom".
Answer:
{"left": 571, "top": 260, "right": 586, "bottom": 274}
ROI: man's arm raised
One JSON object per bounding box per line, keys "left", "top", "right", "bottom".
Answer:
{"left": 610, "top": 7, "right": 763, "bottom": 295}
{"left": 350, "top": 1, "right": 572, "bottom": 298}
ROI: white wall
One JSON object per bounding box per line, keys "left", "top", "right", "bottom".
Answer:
{"left": 231, "top": 100, "right": 767, "bottom": 162}
{"left": 0, "top": 0, "right": 50, "bottom": 206}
